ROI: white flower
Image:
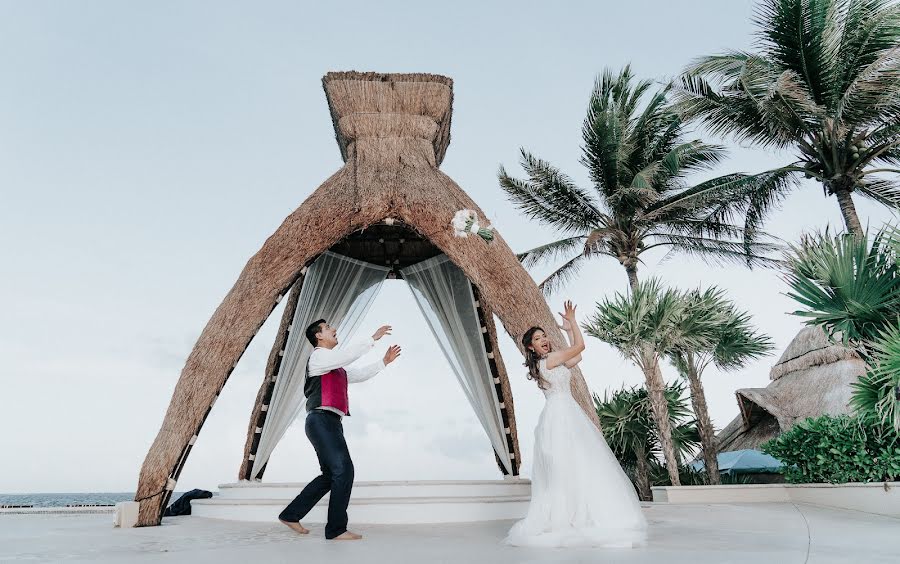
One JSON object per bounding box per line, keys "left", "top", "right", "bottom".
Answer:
{"left": 451, "top": 209, "right": 476, "bottom": 237}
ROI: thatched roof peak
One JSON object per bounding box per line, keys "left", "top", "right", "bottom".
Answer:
{"left": 769, "top": 325, "right": 860, "bottom": 381}
{"left": 323, "top": 71, "right": 454, "bottom": 88}
{"left": 322, "top": 71, "right": 454, "bottom": 165}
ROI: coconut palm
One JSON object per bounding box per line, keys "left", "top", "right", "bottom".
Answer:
{"left": 594, "top": 382, "right": 700, "bottom": 500}
{"left": 668, "top": 287, "right": 775, "bottom": 484}
{"left": 499, "top": 66, "right": 792, "bottom": 295}
{"left": 676, "top": 0, "right": 900, "bottom": 236}
{"left": 585, "top": 278, "right": 720, "bottom": 485}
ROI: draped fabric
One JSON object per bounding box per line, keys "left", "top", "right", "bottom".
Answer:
{"left": 250, "top": 252, "right": 390, "bottom": 478}
{"left": 400, "top": 255, "right": 513, "bottom": 474}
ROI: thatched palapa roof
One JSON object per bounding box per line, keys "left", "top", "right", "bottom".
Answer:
{"left": 717, "top": 326, "right": 866, "bottom": 452}
{"left": 134, "top": 71, "right": 600, "bottom": 526}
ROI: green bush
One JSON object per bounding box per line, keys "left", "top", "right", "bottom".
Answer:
{"left": 762, "top": 415, "right": 900, "bottom": 484}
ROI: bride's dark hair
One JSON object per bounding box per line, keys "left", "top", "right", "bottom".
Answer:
{"left": 522, "top": 326, "right": 550, "bottom": 390}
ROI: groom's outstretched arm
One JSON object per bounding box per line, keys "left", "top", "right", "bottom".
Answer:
{"left": 308, "top": 338, "right": 376, "bottom": 376}
{"left": 308, "top": 325, "right": 393, "bottom": 377}
{"left": 346, "top": 345, "right": 401, "bottom": 383}
{"left": 345, "top": 356, "right": 385, "bottom": 384}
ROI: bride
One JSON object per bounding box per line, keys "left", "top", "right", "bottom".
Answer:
{"left": 504, "top": 301, "right": 647, "bottom": 548}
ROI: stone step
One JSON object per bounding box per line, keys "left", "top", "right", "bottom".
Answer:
{"left": 190, "top": 480, "right": 532, "bottom": 524}
{"left": 215, "top": 480, "right": 531, "bottom": 501}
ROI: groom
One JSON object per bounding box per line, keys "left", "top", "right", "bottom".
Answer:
{"left": 278, "top": 319, "right": 401, "bottom": 540}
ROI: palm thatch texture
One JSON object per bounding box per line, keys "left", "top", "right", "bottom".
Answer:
{"left": 594, "top": 382, "right": 700, "bottom": 501}
{"left": 717, "top": 325, "right": 866, "bottom": 451}
{"left": 667, "top": 288, "right": 774, "bottom": 484}
{"left": 134, "top": 71, "right": 599, "bottom": 526}
{"left": 676, "top": 0, "right": 900, "bottom": 235}
{"left": 783, "top": 228, "right": 900, "bottom": 430}
{"left": 584, "top": 278, "right": 723, "bottom": 486}
{"left": 498, "top": 65, "right": 792, "bottom": 297}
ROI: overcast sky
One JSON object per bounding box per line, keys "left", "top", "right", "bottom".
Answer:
{"left": 1, "top": 0, "right": 895, "bottom": 494}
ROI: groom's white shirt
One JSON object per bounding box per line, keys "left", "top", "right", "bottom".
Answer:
{"left": 308, "top": 337, "right": 385, "bottom": 417}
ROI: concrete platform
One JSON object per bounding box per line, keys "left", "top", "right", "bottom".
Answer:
{"left": 2, "top": 502, "right": 897, "bottom": 563}
{"left": 652, "top": 482, "right": 900, "bottom": 518}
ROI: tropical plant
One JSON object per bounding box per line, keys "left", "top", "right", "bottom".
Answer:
{"left": 677, "top": 0, "right": 900, "bottom": 236}
{"left": 668, "top": 287, "right": 775, "bottom": 484}
{"left": 852, "top": 321, "right": 900, "bottom": 429}
{"left": 784, "top": 229, "right": 900, "bottom": 350}
{"left": 783, "top": 228, "right": 900, "bottom": 430}
{"left": 594, "top": 382, "right": 700, "bottom": 500}
{"left": 762, "top": 414, "right": 900, "bottom": 483}
{"left": 499, "top": 65, "right": 791, "bottom": 295}
{"left": 585, "top": 278, "right": 719, "bottom": 485}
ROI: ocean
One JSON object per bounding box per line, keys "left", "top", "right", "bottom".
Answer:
{"left": 0, "top": 492, "right": 187, "bottom": 508}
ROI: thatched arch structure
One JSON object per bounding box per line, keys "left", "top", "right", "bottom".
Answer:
{"left": 134, "top": 72, "right": 600, "bottom": 527}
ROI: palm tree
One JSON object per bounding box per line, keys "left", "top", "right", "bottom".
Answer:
{"left": 499, "top": 66, "right": 792, "bottom": 295}
{"left": 676, "top": 0, "right": 900, "bottom": 236}
{"left": 668, "top": 287, "right": 774, "bottom": 484}
{"left": 585, "top": 278, "right": 720, "bottom": 485}
{"left": 595, "top": 382, "right": 700, "bottom": 500}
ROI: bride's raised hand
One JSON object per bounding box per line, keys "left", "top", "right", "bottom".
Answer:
{"left": 557, "top": 300, "right": 577, "bottom": 323}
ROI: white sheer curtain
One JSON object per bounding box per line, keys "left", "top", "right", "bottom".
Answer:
{"left": 250, "top": 251, "right": 390, "bottom": 478}
{"left": 400, "top": 255, "right": 513, "bottom": 474}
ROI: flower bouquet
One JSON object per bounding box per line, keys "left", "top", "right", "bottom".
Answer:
{"left": 451, "top": 209, "right": 494, "bottom": 242}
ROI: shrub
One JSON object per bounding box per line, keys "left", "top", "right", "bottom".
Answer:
{"left": 762, "top": 415, "right": 900, "bottom": 484}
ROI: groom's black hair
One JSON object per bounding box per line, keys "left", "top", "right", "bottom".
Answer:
{"left": 305, "top": 319, "right": 327, "bottom": 346}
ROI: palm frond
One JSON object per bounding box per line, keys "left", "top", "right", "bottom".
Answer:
{"left": 516, "top": 236, "right": 588, "bottom": 269}
{"left": 712, "top": 305, "right": 776, "bottom": 370}
{"left": 651, "top": 232, "right": 783, "bottom": 269}
{"left": 644, "top": 169, "right": 797, "bottom": 236}
{"left": 498, "top": 161, "right": 600, "bottom": 233}
{"left": 582, "top": 69, "right": 636, "bottom": 198}
{"left": 836, "top": 44, "right": 900, "bottom": 125}
{"left": 674, "top": 72, "right": 800, "bottom": 147}
{"left": 850, "top": 319, "right": 900, "bottom": 431}
{"left": 835, "top": 0, "right": 900, "bottom": 111}
{"left": 753, "top": 0, "right": 840, "bottom": 105}
{"left": 585, "top": 278, "right": 700, "bottom": 360}
{"left": 658, "top": 140, "right": 728, "bottom": 182}
{"left": 538, "top": 251, "right": 592, "bottom": 297}
{"left": 783, "top": 229, "right": 900, "bottom": 346}
{"left": 856, "top": 177, "right": 900, "bottom": 210}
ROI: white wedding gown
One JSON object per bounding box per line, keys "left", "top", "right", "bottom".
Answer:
{"left": 505, "top": 359, "right": 647, "bottom": 548}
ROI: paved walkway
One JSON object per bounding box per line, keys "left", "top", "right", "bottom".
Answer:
{"left": 1, "top": 502, "right": 895, "bottom": 563}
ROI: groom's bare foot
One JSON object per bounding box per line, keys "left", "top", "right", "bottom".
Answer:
{"left": 279, "top": 519, "right": 309, "bottom": 534}
{"left": 332, "top": 531, "right": 363, "bottom": 541}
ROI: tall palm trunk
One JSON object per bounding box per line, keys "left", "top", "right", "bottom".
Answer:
{"left": 641, "top": 347, "right": 681, "bottom": 486}
{"left": 628, "top": 264, "right": 681, "bottom": 486}
{"left": 833, "top": 187, "right": 863, "bottom": 236}
{"left": 625, "top": 263, "right": 639, "bottom": 293}
{"left": 685, "top": 352, "right": 720, "bottom": 485}
{"left": 632, "top": 441, "right": 652, "bottom": 501}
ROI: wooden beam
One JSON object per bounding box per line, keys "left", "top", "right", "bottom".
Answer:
{"left": 472, "top": 285, "right": 521, "bottom": 476}
{"left": 238, "top": 275, "right": 305, "bottom": 481}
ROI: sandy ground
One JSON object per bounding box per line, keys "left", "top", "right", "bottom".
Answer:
{"left": 1, "top": 502, "right": 896, "bottom": 563}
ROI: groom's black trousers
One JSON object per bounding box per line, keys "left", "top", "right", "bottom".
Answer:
{"left": 279, "top": 409, "right": 354, "bottom": 539}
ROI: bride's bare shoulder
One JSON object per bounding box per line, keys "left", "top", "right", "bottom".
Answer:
{"left": 543, "top": 352, "right": 569, "bottom": 370}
